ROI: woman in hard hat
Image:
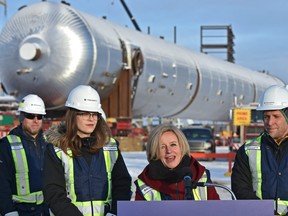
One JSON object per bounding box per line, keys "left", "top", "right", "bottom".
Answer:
{"left": 43, "top": 85, "right": 131, "bottom": 216}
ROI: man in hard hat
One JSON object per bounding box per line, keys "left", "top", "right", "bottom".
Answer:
{"left": 232, "top": 85, "right": 288, "bottom": 215}
{"left": 0, "top": 94, "right": 49, "bottom": 216}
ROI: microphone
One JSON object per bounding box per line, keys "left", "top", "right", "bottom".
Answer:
{"left": 183, "top": 175, "right": 193, "bottom": 200}
{"left": 195, "top": 182, "right": 237, "bottom": 200}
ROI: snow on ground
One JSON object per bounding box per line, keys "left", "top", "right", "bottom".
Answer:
{"left": 122, "top": 146, "right": 234, "bottom": 200}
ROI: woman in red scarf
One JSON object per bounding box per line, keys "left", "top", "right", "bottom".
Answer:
{"left": 135, "top": 124, "right": 220, "bottom": 201}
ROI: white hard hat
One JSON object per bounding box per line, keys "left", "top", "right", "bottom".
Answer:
{"left": 65, "top": 85, "right": 102, "bottom": 112}
{"left": 18, "top": 94, "right": 46, "bottom": 115}
{"left": 257, "top": 85, "right": 288, "bottom": 111}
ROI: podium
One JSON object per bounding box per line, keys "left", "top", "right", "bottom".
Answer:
{"left": 118, "top": 200, "right": 274, "bottom": 216}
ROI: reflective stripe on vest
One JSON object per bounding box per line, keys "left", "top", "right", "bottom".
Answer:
{"left": 7, "top": 135, "right": 44, "bottom": 204}
{"left": 277, "top": 200, "right": 288, "bottom": 215}
{"left": 55, "top": 139, "right": 118, "bottom": 216}
{"left": 137, "top": 171, "right": 208, "bottom": 201}
{"left": 245, "top": 137, "right": 262, "bottom": 199}
{"left": 137, "top": 179, "right": 161, "bottom": 201}
{"left": 193, "top": 171, "right": 208, "bottom": 200}
{"left": 103, "top": 141, "right": 118, "bottom": 202}
{"left": 245, "top": 136, "right": 288, "bottom": 215}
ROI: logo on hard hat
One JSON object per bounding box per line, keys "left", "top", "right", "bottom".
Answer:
{"left": 31, "top": 103, "right": 42, "bottom": 107}
{"left": 84, "top": 99, "right": 97, "bottom": 102}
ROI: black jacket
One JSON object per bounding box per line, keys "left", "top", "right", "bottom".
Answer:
{"left": 43, "top": 124, "right": 132, "bottom": 215}
{"left": 0, "top": 125, "right": 49, "bottom": 216}
{"left": 232, "top": 132, "right": 288, "bottom": 200}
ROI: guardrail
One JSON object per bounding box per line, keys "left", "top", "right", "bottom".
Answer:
{"left": 191, "top": 152, "right": 236, "bottom": 176}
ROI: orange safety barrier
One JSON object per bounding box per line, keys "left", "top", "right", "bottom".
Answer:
{"left": 191, "top": 152, "right": 236, "bottom": 176}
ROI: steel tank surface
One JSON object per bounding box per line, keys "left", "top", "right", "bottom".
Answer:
{"left": 0, "top": 2, "right": 123, "bottom": 110}
{"left": 0, "top": 1, "right": 285, "bottom": 120}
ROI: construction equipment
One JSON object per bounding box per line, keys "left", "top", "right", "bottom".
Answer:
{"left": 0, "top": 0, "right": 7, "bottom": 16}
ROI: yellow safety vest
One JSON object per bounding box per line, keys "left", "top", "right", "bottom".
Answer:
{"left": 7, "top": 135, "right": 44, "bottom": 204}
{"left": 54, "top": 139, "right": 118, "bottom": 216}
{"left": 245, "top": 137, "right": 288, "bottom": 215}
{"left": 136, "top": 171, "right": 208, "bottom": 201}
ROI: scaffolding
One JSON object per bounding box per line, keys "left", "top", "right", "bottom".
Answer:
{"left": 200, "top": 25, "right": 235, "bottom": 63}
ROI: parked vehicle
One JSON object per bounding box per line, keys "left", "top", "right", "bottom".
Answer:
{"left": 181, "top": 127, "right": 216, "bottom": 154}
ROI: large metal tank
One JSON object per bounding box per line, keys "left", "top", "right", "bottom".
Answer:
{"left": 0, "top": 2, "right": 123, "bottom": 110}
{"left": 0, "top": 2, "right": 285, "bottom": 121}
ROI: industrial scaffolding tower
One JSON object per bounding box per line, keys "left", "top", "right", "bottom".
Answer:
{"left": 200, "top": 25, "right": 235, "bottom": 63}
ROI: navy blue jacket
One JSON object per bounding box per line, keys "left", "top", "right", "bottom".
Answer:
{"left": 0, "top": 125, "right": 49, "bottom": 216}
{"left": 43, "top": 138, "right": 132, "bottom": 216}
{"left": 232, "top": 132, "right": 288, "bottom": 214}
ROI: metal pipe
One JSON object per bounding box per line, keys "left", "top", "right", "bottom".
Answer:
{"left": 119, "top": 0, "right": 141, "bottom": 32}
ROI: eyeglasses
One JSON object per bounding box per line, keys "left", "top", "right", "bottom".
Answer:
{"left": 24, "top": 113, "right": 44, "bottom": 120}
{"left": 77, "top": 112, "right": 99, "bottom": 120}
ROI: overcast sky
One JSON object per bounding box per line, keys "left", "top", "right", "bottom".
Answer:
{"left": 1, "top": 0, "right": 287, "bottom": 83}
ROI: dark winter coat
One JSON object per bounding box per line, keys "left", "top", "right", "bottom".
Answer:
{"left": 0, "top": 125, "right": 49, "bottom": 216}
{"left": 232, "top": 132, "right": 288, "bottom": 215}
{"left": 43, "top": 124, "right": 131, "bottom": 216}
{"left": 134, "top": 155, "right": 220, "bottom": 200}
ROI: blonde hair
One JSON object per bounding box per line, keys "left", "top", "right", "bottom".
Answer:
{"left": 146, "top": 124, "right": 190, "bottom": 162}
